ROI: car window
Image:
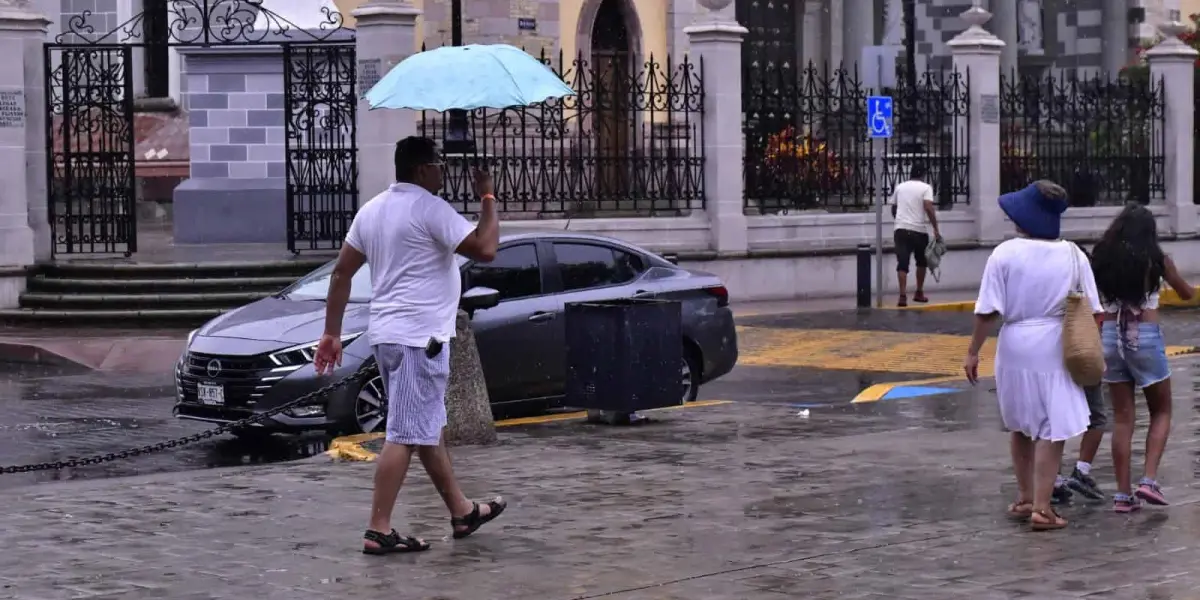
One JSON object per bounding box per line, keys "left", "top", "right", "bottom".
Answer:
{"left": 465, "top": 244, "right": 541, "bottom": 301}
{"left": 553, "top": 242, "right": 643, "bottom": 292}
{"left": 281, "top": 261, "right": 374, "bottom": 302}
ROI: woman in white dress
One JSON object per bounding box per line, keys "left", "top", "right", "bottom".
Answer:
{"left": 963, "top": 181, "right": 1103, "bottom": 531}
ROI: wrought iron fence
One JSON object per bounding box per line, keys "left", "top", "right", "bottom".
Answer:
{"left": 1000, "top": 71, "right": 1165, "bottom": 206}
{"left": 419, "top": 49, "right": 704, "bottom": 218}
{"left": 742, "top": 62, "right": 970, "bottom": 215}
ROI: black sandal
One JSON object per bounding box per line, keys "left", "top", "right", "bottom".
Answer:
{"left": 362, "top": 529, "right": 431, "bottom": 555}
{"left": 451, "top": 497, "right": 507, "bottom": 539}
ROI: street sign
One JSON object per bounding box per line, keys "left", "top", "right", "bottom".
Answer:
{"left": 867, "top": 95, "right": 893, "bottom": 139}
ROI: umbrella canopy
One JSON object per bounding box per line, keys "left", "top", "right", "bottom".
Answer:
{"left": 365, "top": 44, "right": 577, "bottom": 112}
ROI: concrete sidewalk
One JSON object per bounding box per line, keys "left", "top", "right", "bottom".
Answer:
{"left": 3, "top": 360, "right": 1200, "bottom": 599}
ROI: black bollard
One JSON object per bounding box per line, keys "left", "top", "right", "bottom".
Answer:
{"left": 856, "top": 243, "right": 872, "bottom": 308}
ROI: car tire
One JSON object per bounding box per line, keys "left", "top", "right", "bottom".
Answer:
{"left": 230, "top": 427, "right": 274, "bottom": 441}
{"left": 682, "top": 345, "right": 701, "bottom": 403}
{"left": 336, "top": 373, "right": 389, "bottom": 435}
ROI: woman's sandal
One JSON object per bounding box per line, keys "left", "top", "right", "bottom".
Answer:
{"left": 1006, "top": 501, "right": 1034, "bottom": 519}
{"left": 1030, "top": 508, "right": 1068, "bottom": 531}
{"left": 451, "top": 497, "right": 507, "bottom": 540}
{"left": 362, "top": 529, "right": 431, "bottom": 555}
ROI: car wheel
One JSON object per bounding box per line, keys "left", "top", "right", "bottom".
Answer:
{"left": 349, "top": 374, "right": 388, "bottom": 434}
{"left": 681, "top": 347, "right": 701, "bottom": 403}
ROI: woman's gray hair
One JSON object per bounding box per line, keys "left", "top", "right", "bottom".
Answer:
{"left": 1033, "top": 180, "right": 1067, "bottom": 200}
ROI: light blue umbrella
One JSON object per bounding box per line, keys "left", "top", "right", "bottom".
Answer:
{"left": 365, "top": 44, "right": 577, "bottom": 111}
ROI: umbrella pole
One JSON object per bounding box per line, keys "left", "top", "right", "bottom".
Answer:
{"left": 445, "top": 0, "right": 475, "bottom": 155}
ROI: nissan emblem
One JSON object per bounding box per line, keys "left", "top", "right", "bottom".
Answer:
{"left": 206, "top": 359, "right": 222, "bottom": 378}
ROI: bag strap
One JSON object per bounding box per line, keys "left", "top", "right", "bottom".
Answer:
{"left": 1068, "top": 242, "right": 1084, "bottom": 294}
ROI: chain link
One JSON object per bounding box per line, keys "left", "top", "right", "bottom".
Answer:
{"left": 0, "top": 362, "right": 380, "bottom": 475}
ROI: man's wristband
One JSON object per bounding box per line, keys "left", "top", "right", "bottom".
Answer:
{"left": 480, "top": 194, "right": 496, "bottom": 201}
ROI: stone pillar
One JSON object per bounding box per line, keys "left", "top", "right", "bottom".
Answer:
{"left": 353, "top": 0, "right": 421, "bottom": 200}
{"left": 1101, "top": 0, "right": 1128, "bottom": 78}
{"left": 989, "top": 0, "right": 1018, "bottom": 75}
{"left": 1146, "top": 20, "right": 1198, "bottom": 236}
{"left": 842, "top": 0, "right": 873, "bottom": 71}
{"left": 825, "top": 0, "right": 844, "bottom": 69}
{"left": 948, "top": 3, "right": 1006, "bottom": 243}
{"left": 685, "top": 0, "right": 748, "bottom": 254}
{"left": 0, "top": 1, "right": 49, "bottom": 284}
{"left": 802, "top": 0, "right": 825, "bottom": 67}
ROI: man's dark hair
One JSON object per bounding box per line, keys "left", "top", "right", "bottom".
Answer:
{"left": 394, "top": 136, "right": 439, "bottom": 183}
{"left": 909, "top": 163, "right": 927, "bottom": 180}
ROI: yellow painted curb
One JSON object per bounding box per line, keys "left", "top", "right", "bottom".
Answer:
{"left": 325, "top": 400, "right": 733, "bottom": 462}
{"left": 851, "top": 346, "right": 1200, "bottom": 403}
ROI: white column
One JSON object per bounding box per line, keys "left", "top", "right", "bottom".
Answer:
{"left": 826, "top": 0, "right": 844, "bottom": 69}
{"left": 842, "top": 0, "right": 873, "bottom": 70}
{"left": 1146, "top": 20, "right": 1198, "bottom": 236}
{"left": 0, "top": 1, "right": 50, "bottom": 277}
{"left": 948, "top": 3, "right": 1005, "bottom": 243}
{"left": 989, "top": 0, "right": 1018, "bottom": 75}
{"left": 353, "top": 0, "right": 421, "bottom": 202}
{"left": 1101, "top": 0, "right": 1128, "bottom": 78}
{"left": 686, "top": 0, "right": 747, "bottom": 253}
{"left": 802, "top": 0, "right": 825, "bottom": 67}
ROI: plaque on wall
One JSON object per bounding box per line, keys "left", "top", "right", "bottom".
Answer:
{"left": 518, "top": 17, "right": 537, "bottom": 31}
{"left": 0, "top": 89, "right": 24, "bottom": 128}
{"left": 980, "top": 94, "right": 1000, "bottom": 124}
{"left": 358, "top": 58, "right": 382, "bottom": 96}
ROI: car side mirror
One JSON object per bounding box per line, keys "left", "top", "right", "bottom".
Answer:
{"left": 460, "top": 286, "right": 500, "bottom": 317}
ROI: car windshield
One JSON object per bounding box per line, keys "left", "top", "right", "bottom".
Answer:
{"left": 280, "top": 256, "right": 470, "bottom": 302}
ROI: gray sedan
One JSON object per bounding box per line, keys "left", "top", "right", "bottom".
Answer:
{"left": 173, "top": 230, "right": 739, "bottom": 436}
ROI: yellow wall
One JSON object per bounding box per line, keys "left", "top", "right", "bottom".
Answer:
{"left": 335, "top": 0, "right": 666, "bottom": 58}
{"left": 1185, "top": 0, "right": 1200, "bottom": 23}
{"left": 559, "top": 0, "right": 667, "bottom": 63}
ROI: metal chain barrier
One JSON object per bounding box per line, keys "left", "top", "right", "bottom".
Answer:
{"left": 0, "top": 363, "right": 380, "bottom": 475}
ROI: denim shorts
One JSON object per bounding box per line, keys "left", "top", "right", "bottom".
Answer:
{"left": 1101, "top": 321, "right": 1172, "bottom": 390}
{"left": 1084, "top": 385, "right": 1106, "bottom": 430}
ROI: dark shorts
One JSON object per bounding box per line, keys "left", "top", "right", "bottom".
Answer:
{"left": 1085, "top": 385, "right": 1107, "bottom": 430}
{"left": 894, "top": 228, "right": 930, "bottom": 272}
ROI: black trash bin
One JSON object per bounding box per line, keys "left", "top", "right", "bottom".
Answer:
{"left": 565, "top": 298, "right": 683, "bottom": 415}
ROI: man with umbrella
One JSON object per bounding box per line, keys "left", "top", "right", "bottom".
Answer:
{"left": 314, "top": 136, "right": 505, "bottom": 554}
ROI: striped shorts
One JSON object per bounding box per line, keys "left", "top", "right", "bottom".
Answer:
{"left": 374, "top": 343, "right": 450, "bottom": 446}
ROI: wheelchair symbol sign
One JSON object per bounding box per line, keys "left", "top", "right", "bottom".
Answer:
{"left": 867, "top": 95, "right": 893, "bottom": 139}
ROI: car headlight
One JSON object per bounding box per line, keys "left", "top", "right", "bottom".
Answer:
{"left": 268, "top": 333, "right": 363, "bottom": 367}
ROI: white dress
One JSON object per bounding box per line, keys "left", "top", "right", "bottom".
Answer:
{"left": 974, "top": 238, "right": 1103, "bottom": 441}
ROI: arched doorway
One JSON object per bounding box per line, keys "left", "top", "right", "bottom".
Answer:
{"left": 590, "top": 0, "right": 633, "bottom": 209}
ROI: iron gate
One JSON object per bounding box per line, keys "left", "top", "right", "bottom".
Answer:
{"left": 44, "top": 1, "right": 356, "bottom": 257}
{"left": 282, "top": 43, "right": 358, "bottom": 253}
{"left": 46, "top": 44, "right": 137, "bottom": 256}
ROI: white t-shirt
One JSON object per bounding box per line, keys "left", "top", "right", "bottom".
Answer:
{"left": 891, "top": 179, "right": 935, "bottom": 234}
{"left": 344, "top": 182, "right": 476, "bottom": 348}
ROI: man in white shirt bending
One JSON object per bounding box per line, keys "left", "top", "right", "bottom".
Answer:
{"left": 890, "top": 163, "right": 941, "bottom": 307}
{"left": 314, "top": 136, "right": 505, "bottom": 555}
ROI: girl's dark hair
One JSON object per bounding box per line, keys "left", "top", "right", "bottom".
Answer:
{"left": 1090, "top": 203, "right": 1165, "bottom": 306}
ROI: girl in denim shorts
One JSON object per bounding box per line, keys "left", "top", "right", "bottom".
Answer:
{"left": 1091, "top": 204, "right": 1194, "bottom": 512}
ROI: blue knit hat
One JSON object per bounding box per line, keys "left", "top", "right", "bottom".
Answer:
{"left": 998, "top": 182, "right": 1068, "bottom": 240}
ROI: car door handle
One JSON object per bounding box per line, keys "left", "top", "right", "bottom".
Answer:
{"left": 632, "top": 290, "right": 654, "bottom": 299}
{"left": 528, "top": 312, "right": 555, "bottom": 323}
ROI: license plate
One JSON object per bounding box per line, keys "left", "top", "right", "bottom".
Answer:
{"left": 197, "top": 383, "right": 225, "bottom": 406}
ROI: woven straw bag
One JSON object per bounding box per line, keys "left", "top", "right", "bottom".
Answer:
{"left": 1062, "top": 243, "right": 1104, "bottom": 386}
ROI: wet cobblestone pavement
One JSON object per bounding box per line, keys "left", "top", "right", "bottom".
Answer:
{"left": 0, "top": 364, "right": 333, "bottom": 486}
{"left": 3, "top": 357, "right": 1200, "bottom": 598}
